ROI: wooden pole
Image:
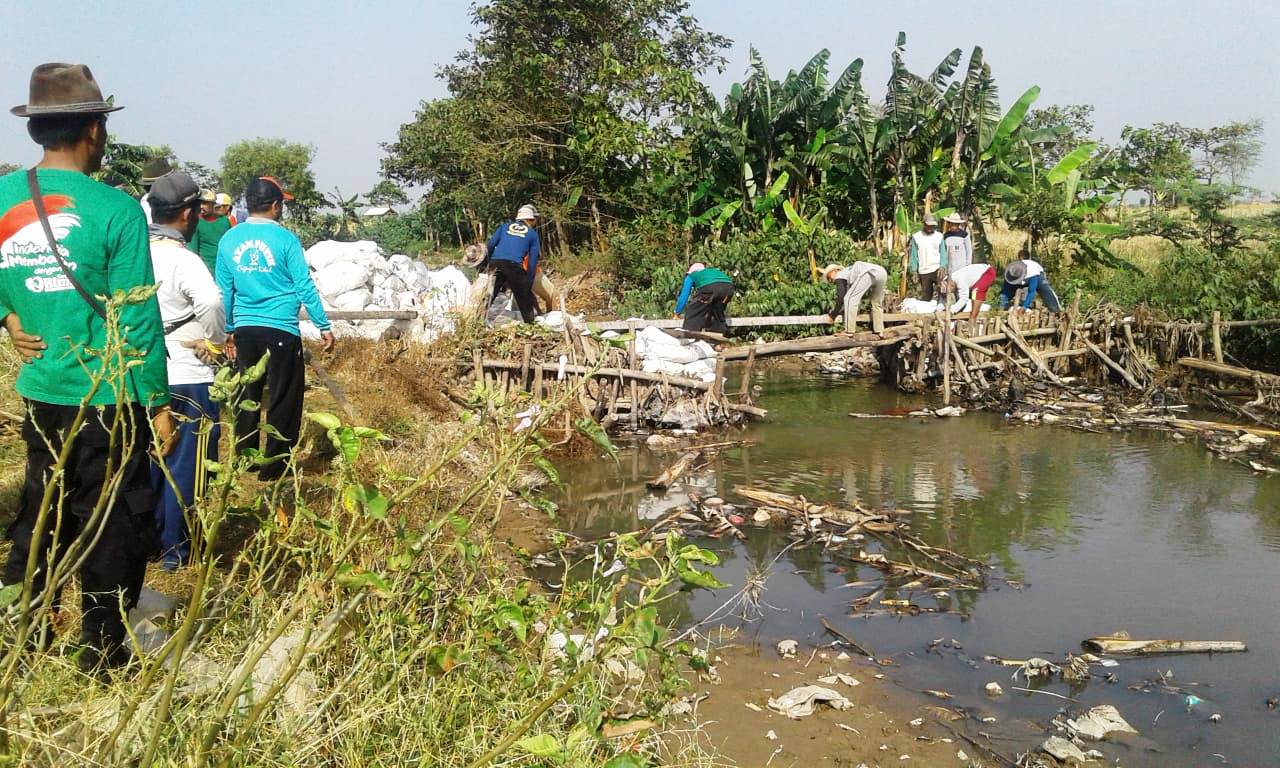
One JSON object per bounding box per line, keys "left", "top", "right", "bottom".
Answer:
{"left": 942, "top": 306, "right": 952, "bottom": 406}
{"left": 628, "top": 320, "right": 639, "bottom": 430}
{"left": 1004, "top": 321, "right": 1063, "bottom": 385}
{"left": 739, "top": 347, "right": 757, "bottom": 404}
{"left": 1084, "top": 338, "right": 1141, "bottom": 388}
{"left": 1211, "top": 310, "right": 1224, "bottom": 363}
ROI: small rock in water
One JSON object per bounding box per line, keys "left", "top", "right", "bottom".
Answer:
{"left": 645, "top": 434, "right": 682, "bottom": 451}
{"left": 766, "top": 730, "right": 777, "bottom": 740}
{"left": 956, "top": 749, "right": 969, "bottom": 763}
{"left": 1209, "top": 713, "right": 1222, "bottom": 723}
{"left": 1041, "top": 413, "right": 1060, "bottom": 424}
{"left": 752, "top": 509, "right": 773, "bottom": 524}
{"left": 985, "top": 682, "right": 1004, "bottom": 697}
{"left": 705, "top": 497, "right": 725, "bottom": 507}
{"left": 776, "top": 639, "right": 799, "bottom": 659}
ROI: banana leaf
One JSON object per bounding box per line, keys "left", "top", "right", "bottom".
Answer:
{"left": 1046, "top": 143, "right": 1097, "bottom": 185}
{"left": 981, "top": 85, "right": 1040, "bottom": 160}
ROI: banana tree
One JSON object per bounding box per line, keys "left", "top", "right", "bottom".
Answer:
{"left": 991, "top": 142, "right": 1127, "bottom": 268}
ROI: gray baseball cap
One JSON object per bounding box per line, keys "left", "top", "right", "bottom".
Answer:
{"left": 148, "top": 171, "right": 200, "bottom": 208}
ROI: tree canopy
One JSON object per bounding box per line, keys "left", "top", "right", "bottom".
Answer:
{"left": 220, "top": 138, "right": 320, "bottom": 210}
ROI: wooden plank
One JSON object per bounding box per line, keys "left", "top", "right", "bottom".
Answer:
{"left": 1084, "top": 338, "right": 1141, "bottom": 388}
{"left": 953, "top": 335, "right": 995, "bottom": 357}
{"left": 302, "top": 309, "right": 418, "bottom": 321}
{"left": 466, "top": 359, "right": 713, "bottom": 391}
{"left": 1083, "top": 635, "right": 1246, "bottom": 656}
{"left": 1177, "top": 357, "right": 1280, "bottom": 383}
{"left": 589, "top": 312, "right": 933, "bottom": 332}
{"left": 718, "top": 325, "right": 918, "bottom": 361}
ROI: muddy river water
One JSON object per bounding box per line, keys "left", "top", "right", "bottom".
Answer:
{"left": 554, "top": 369, "right": 1280, "bottom": 767}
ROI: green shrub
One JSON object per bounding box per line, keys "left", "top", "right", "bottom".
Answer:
{"left": 614, "top": 228, "right": 883, "bottom": 322}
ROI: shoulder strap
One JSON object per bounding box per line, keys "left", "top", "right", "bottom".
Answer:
{"left": 26, "top": 168, "right": 106, "bottom": 320}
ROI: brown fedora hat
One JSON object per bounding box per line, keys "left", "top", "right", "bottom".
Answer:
{"left": 10, "top": 63, "right": 124, "bottom": 117}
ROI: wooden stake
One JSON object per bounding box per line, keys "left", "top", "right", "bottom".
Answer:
{"left": 1004, "top": 321, "right": 1063, "bottom": 385}
{"left": 628, "top": 321, "right": 640, "bottom": 430}
{"left": 520, "top": 342, "right": 531, "bottom": 392}
{"left": 1212, "top": 310, "right": 1224, "bottom": 363}
{"left": 1083, "top": 338, "right": 1141, "bottom": 388}
{"left": 942, "top": 304, "right": 952, "bottom": 406}
{"left": 740, "top": 347, "right": 757, "bottom": 404}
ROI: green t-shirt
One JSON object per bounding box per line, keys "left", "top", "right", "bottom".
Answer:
{"left": 189, "top": 215, "right": 231, "bottom": 274}
{"left": 690, "top": 267, "right": 732, "bottom": 289}
{"left": 0, "top": 168, "right": 169, "bottom": 407}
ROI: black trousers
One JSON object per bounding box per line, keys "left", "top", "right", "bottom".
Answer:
{"left": 233, "top": 326, "right": 305, "bottom": 479}
{"left": 4, "top": 401, "right": 157, "bottom": 655}
{"left": 919, "top": 271, "right": 941, "bottom": 301}
{"left": 491, "top": 260, "right": 538, "bottom": 323}
{"left": 683, "top": 282, "right": 734, "bottom": 334}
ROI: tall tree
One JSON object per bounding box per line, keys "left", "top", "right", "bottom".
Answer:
{"left": 382, "top": 0, "right": 729, "bottom": 248}
{"left": 220, "top": 138, "right": 320, "bottom": 211}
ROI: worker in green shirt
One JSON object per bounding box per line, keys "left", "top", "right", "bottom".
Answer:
{"left": 674, "top": 263, "right": 735, "bottom": 334}
{"left": 0, "top": 63, "right": 173, "bottom": 673}
{"left": 188, "top": 188, "right": 230, "bottom": 274}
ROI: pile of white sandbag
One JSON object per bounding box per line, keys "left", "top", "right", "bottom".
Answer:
{"left": 302, "top": 240, "right": 471, "bottom": 343}
{"left": 633, "top": 326, "right": 718, "bottom": 383}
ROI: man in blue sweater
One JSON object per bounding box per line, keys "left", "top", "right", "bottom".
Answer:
{"left": 216, "top": 176, "right": 334, "bottom": 479}
{"left": 486, "top": 204, "right": 541, "bottom": 323}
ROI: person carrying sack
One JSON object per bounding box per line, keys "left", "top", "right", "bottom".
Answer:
{"left": 0, "top": 63, "right": 173, "bottom": 673}
{"left": 484, "top": 205, "right": 542, "bottom": 323}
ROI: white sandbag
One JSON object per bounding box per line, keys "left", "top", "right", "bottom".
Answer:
{"left": 305, "top": 240, "right": 383, "bottom": 272}
{"left": 681, "top": 358, "right": 717, "bottom": 383}
{"left": 314, "top": 261, "right": 372, "bottom": 299}
{"left": 900, "top": 298, "right": 940, "bottom": 314}
{"left": 370, "top": 286, "right": 396, "bottom": 309}
{"left": 641, "top": 358, "right": 687, "bottom": 377}
{"left": 331, "top": 288, "right": 371, "bottom": 312}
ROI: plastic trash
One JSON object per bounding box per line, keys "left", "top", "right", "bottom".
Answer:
{"left": 766, "top": 685, "right": 851, "bottom": 718}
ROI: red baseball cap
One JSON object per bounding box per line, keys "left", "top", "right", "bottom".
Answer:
{"left": 256, "top": 175, "right": 294, "bottom": 201}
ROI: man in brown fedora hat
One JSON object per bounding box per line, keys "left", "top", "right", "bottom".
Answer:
{"left": 1, "top": 63, "right": 173, "bottom": 673}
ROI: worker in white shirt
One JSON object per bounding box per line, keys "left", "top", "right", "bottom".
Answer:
{"left": 145, "top": 171, "right": 227, "bottom": 570}
{"left": 945, "top": 263, "right": 997, "bottom": 322}
{"left": 908, "top": 214, "right": 946, "bottom": 300}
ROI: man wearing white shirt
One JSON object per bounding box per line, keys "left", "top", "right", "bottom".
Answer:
{"left": 945, "top": 263, "right": 997, "bottom": 322}
{"left": 146, "top": 171, "right": 226, "bottom": 570}
{"left": 908, "top": 214, "right": 946, "bottom": 300}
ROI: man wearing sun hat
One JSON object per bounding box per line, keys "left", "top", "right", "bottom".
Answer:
{"left": 822, "top": 261, "right": 887, "bottom": 333}
{"left": 214, "top": 192, "right": 237, "bottom": 226}
{"left": 216, "top": 175, "right": 334, "bottom": 480}
{"left": 0, "top": 63, "right": 173, "bottom": 672}
{"left": 138, "top": 155, "right": 172, "bottom": 224}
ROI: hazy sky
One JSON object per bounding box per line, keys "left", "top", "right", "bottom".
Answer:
{"left": 2, "top": 0, "right": 1276, "bottom": 195}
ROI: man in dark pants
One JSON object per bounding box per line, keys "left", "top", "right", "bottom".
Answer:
{"left": 216, "top": 177, "right": 334, "bottom": 480}
{"left": 674, "top": 263, "right": 735, "bottom": 334}
{"left": 485, "top": 204, "right": 541, "bottom": 323}
{"left": 0, "top": 63, "right": 173, "bottom": 671}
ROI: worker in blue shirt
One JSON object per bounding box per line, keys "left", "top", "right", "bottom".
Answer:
{"left": 485, "top": 205, "right": 541, "bottom": 322}
{"left": 216, "top": 176, "right": 333, "bottom": 480}
{"left": 998, "top": 250, "right": 1061, "bottom": 314}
